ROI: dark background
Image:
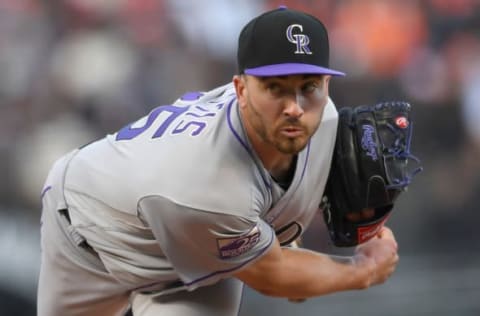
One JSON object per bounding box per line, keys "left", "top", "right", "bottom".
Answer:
{"left": 1, "top": 0, "right": 479, "bottom": 315}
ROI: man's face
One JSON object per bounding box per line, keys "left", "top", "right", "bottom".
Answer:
{"left": 235, "top": 74, "right": 330, "bottom": 155}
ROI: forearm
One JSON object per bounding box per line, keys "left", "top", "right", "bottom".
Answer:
{"left": 252, "top": 247, "right": 371, "bottom": 298}
{"left": 235, "top": 230, "right": 398, "bottom": 299}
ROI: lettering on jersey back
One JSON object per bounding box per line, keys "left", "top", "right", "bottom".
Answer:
{"left": 115, "top": 101, "right": 225, "bottom": 141}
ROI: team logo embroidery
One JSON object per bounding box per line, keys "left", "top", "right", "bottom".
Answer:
{"left": 361, "top": 125, "right": 378, "bottom": 161}
{"left": 286, "top": 24, "right": 312, "bottom": 55}
{"left": 395, "top": 116, "right": 409, "bottom": 129}
{"left": 217, "top": 226, "right": 261, "bottom": 259}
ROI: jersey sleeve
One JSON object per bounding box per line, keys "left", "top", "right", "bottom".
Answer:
{"left": 138, "top": 195, "right": 275, "bottom": 291}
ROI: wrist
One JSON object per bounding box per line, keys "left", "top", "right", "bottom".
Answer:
{"left": 352, "top": 253, "right": 376, "bottom": 289}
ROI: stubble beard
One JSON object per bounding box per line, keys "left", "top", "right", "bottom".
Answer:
{"left": 276, "top": 133, "right": 308, "bottom": 154}
{"left": 247, "top": 99, "right": 310, "bottom": 155}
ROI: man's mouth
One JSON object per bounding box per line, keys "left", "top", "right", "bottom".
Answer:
{"left": 280, "top": 126, "right": 304, "bottom": 138}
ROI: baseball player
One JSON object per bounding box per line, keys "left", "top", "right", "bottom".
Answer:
{"left": 37, "top": 7, "right": 399, "bottom": 316}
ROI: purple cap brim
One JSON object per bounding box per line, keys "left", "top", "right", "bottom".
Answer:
{"left": 244, "top": 63, "right": 346, "bottom": 77}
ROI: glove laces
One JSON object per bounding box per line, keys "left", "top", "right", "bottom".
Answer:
{"left": 384, "top": 121, "right": 423, "bottom": 189}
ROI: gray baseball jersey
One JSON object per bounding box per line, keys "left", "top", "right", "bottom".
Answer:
{"left": 56, "top": 82, "right": 338, "bottom": 296}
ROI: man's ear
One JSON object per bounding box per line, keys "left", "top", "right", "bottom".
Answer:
{"left": 324, "top": 75, "right": 331, "bottom": 93}
{"left": 233, "top": 75, "right": 248, "bottom": 108}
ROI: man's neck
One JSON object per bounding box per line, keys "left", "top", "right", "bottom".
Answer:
{"left": 269, "top": 155, "right": 297, "bottom": 189}
{"left": 248, "top": 135, "right": 297, "bottom": 186}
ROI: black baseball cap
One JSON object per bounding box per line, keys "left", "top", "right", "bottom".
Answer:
{"left": 237, "top": 6, "right": 345, "bottom": 77}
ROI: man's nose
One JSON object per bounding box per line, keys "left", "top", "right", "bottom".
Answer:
{"left": 283, "top": 93, "right": 304, "bottom": 118}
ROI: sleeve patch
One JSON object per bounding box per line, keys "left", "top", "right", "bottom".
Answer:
{"left": 216, "top": 226, "right": 261, "bottom": 259}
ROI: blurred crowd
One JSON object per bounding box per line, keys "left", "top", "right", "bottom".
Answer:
{"left": 0, "top": 0, "right": 479, "bottom": 314}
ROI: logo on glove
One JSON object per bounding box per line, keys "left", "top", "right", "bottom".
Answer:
{"left": 395, "top": 116, "right": 409, "bottom": 129}
{"left": 357, "top": 215, "right": 390, "bottom": 243}
{"left": 361, "top": 125, "right": 378, "bottom": 161}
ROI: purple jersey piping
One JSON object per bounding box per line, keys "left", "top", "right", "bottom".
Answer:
{"left": 288, "top": 140, "right": 310, "bottom": 195}
{"left": 226, "top": 98, "right": 271, "bottom": 189}
{"left": 300, "top": 140, "right": 311, "bottom": 182}
{"left": 265, "top": 140, "right": 311, "bottom": 224}
{"left": 40, "top": 185, "right": 52, "bottom": 199}
{"left": 133, "top": 228, "right": 274, "bottom": 292}
{"left": 183, "top": 228, "right": 274, "bottom": 287}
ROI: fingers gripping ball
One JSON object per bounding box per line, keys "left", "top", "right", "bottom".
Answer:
{"left": 322, "top": 101, "right": 423, "bottom": 247}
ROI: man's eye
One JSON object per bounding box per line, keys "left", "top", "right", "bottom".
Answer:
{"left": 267, "top": 83, "right": 282, "bottom": 94}
{"left": 302, "top": 83, "right": 318, "bottom": 93}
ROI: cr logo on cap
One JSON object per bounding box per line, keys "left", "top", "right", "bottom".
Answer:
{"left": 286, "top": 24, "right": 312, "bottom": 55}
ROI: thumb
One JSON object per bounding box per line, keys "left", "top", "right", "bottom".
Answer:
{"left": 377, "top": 227, "right": 398, "bottom": 250}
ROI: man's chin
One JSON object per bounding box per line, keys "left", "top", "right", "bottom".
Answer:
{"left": 275, "top": 138, "right": 308, "bottom": 154}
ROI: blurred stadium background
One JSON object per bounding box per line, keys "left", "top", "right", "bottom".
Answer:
{"left": 0, "top": 0, "right": 479, "bottom": 315}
